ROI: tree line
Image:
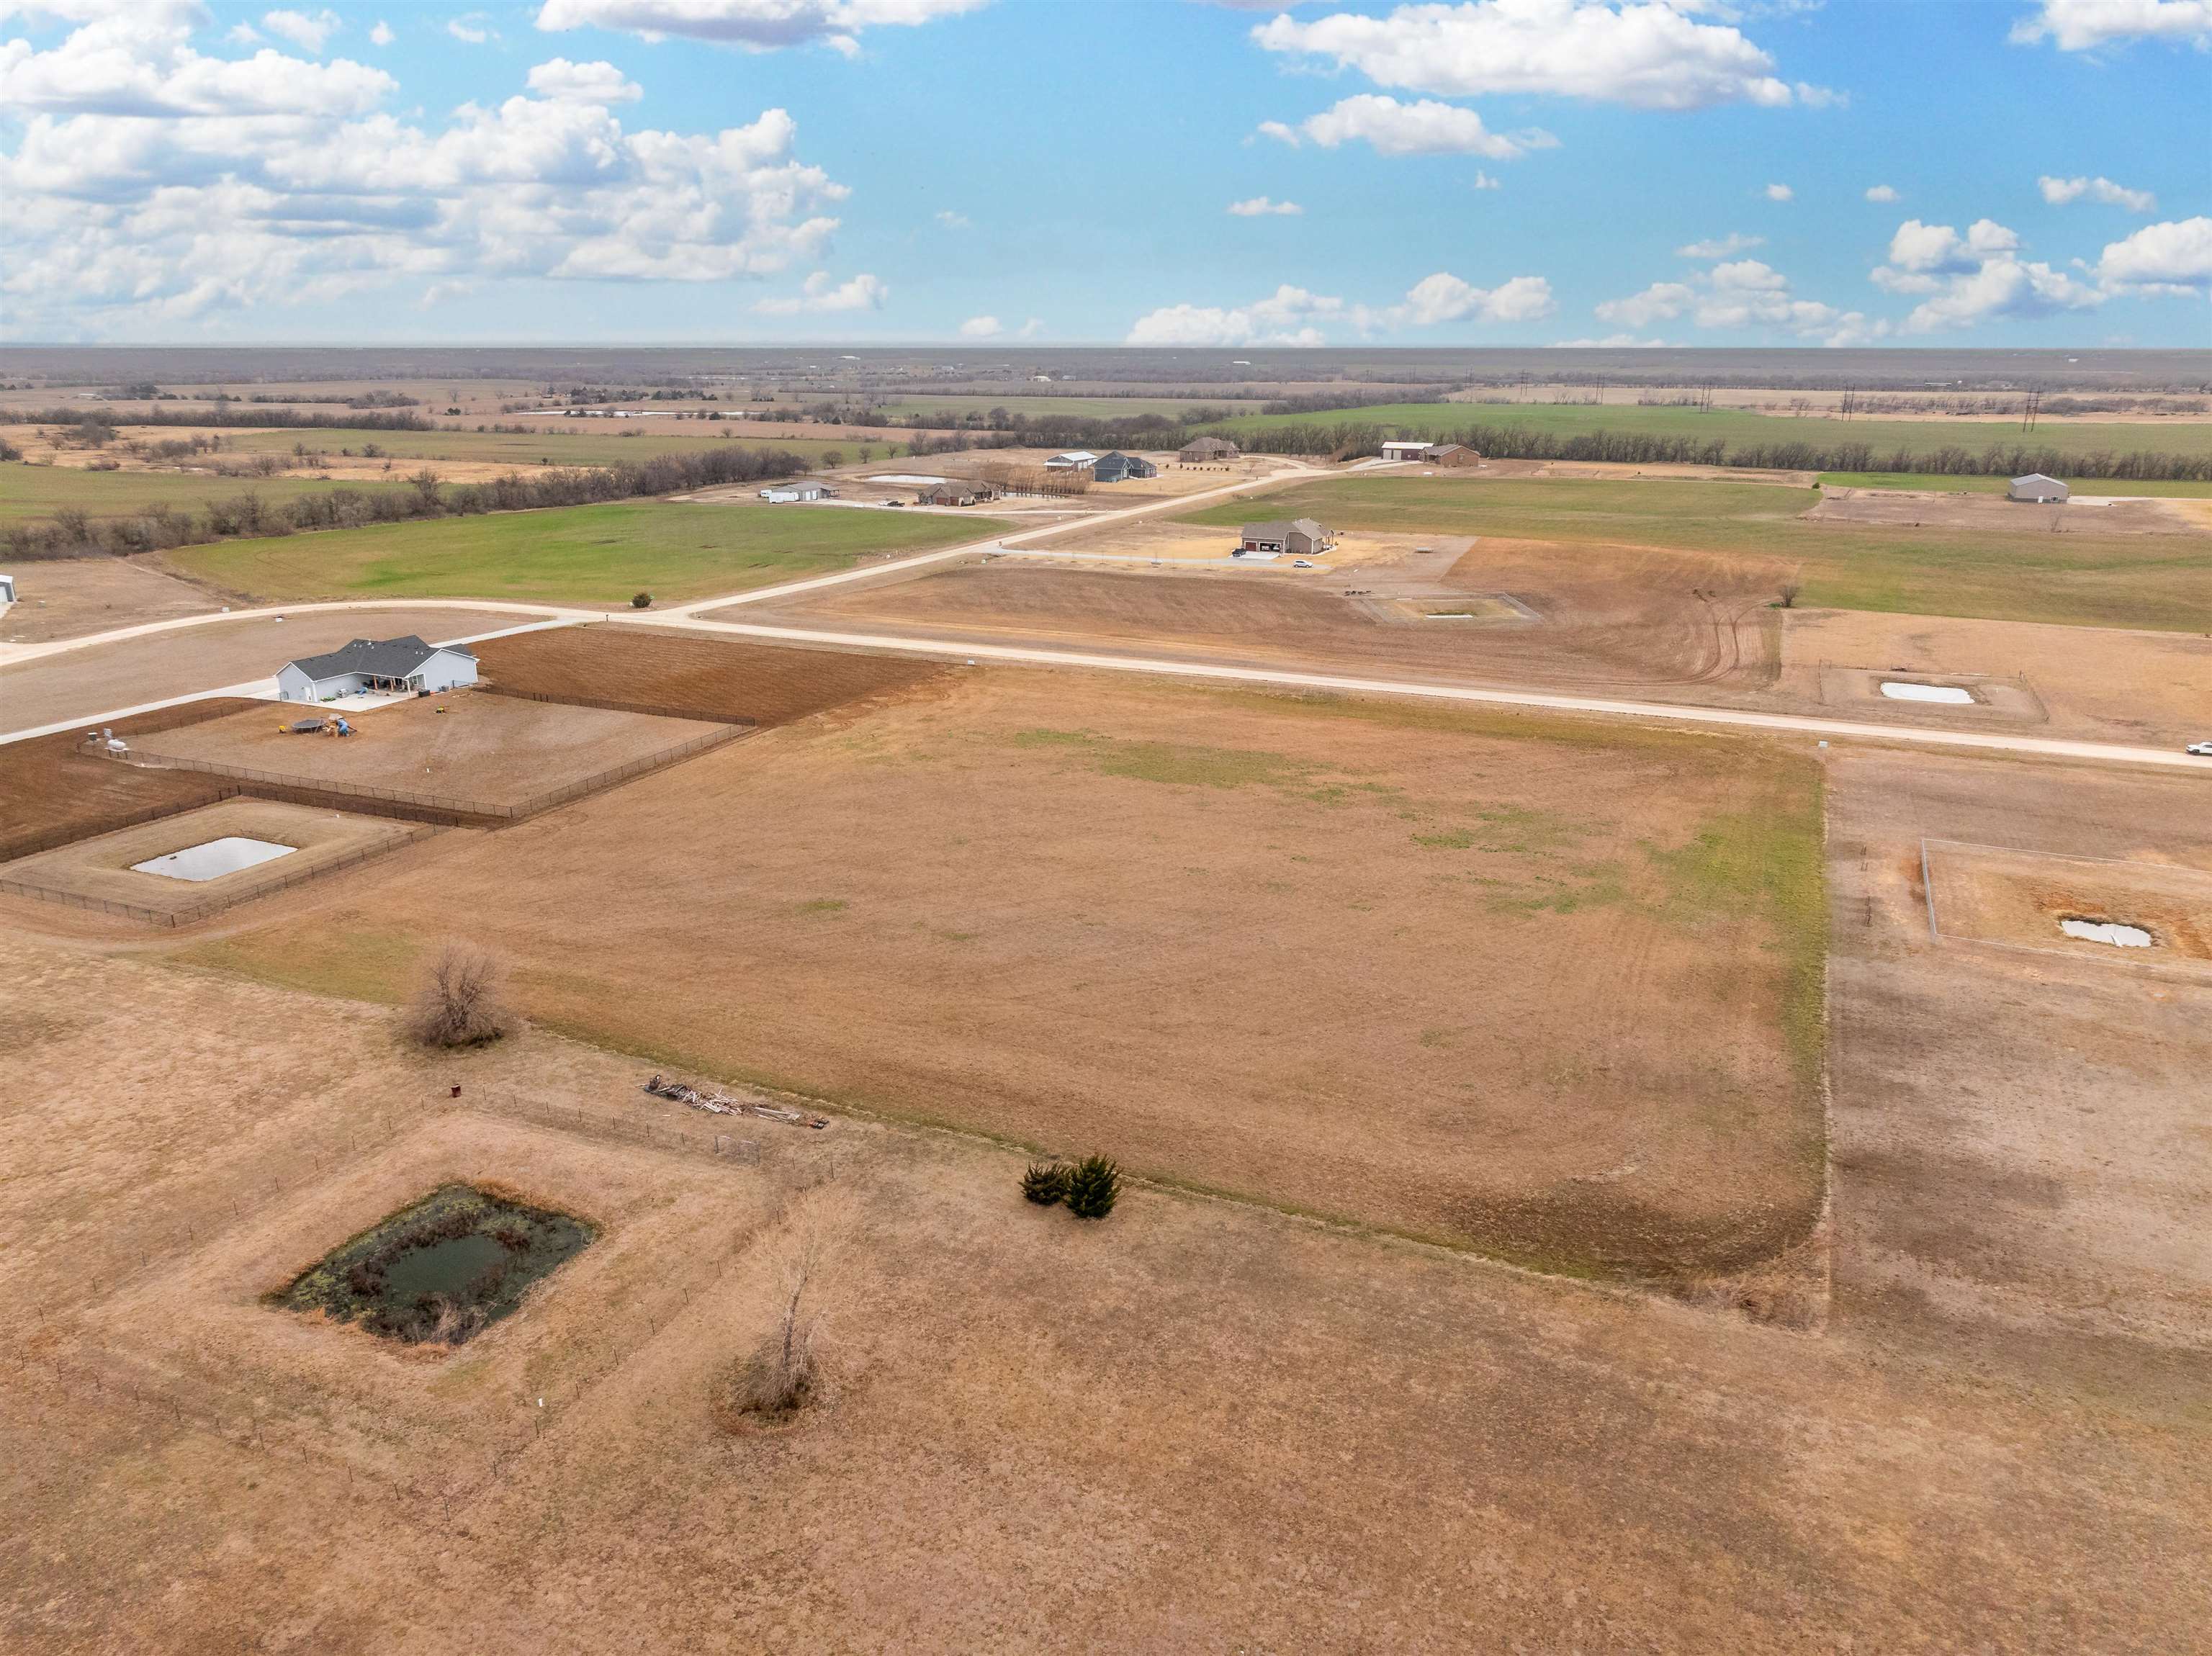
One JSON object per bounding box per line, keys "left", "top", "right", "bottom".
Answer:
{"left": 1206, "top": 418, "right": 2212, "bottom": 480}
{"left": 19, "top": 403, "right": 434, "bottom": 432}
{"left": 1, "top": 444, "right": 813, "bottom": 561}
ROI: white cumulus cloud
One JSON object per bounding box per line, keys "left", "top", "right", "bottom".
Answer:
{"left": 957, "top": 313, "right": 1000, "bottom": 338}
{"left": 2096, "top": 217, "right": 2212, "bottom": 293}
{"left": 1676, "top": 233, "right": 1762, "bottom": 258}
{"left": 1261, "top": 94, "right": 1550, "bottom": 158}
{"left": 261, "top": 9, "right": 339, "bottom": 52}
{"left": 757, "top": 270, "right": 886, "bottom": 314}
{"left": 2038, "top": 174, "right": 2157, "bottom": 212}
{"left": 1868, "top": 217, "right": 2101, "bottom": 330}
{"left": 1765, "top": 182, "right": 1792, "bottom": 202}
{"left": 1125, "top": 284, "right": 1344, "bottom": 347}
{"left": 1253, "top": 0, "right": 1823, "bottom": 110}
{"left": 526, "top": 57, "right": 643, "bottom": 102}
{"left": 447, "top": 16, "right": 494, "bottom": 44}
{"left": 534, "top": 0, "right": 988, "bottom": 53}
{"left": 1864, "top": 184, "right": 1899, "bottom": 202}
{"left": 1598, "top": 259, "right": 1879, "bottom": 344}
{"left": 0, "top": 8, "right": 854, "bottom": 335}
{"left": 369, "top": 19, "right": 394, "bottom": 47}
{"left": 2011, "top": 0, "right": 2212, "bottom": 50}
{"left": 1390, "top": 270, "right": 1555, "bottom": 325}
{"left": 1228, "top": 195, "right": 1303, "bottom": 216}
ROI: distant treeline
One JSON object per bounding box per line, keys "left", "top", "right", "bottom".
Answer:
{"left": 1256, "top": 390, "right": 1448, "bottom": 417}
{"left": 1, "top": 444, "right": 810, "bottom": 561}
{"left": 19, "top": 403, "right": 433, "bottom": 432}
{"left": 1210, "top": 419, "right": 2212, "bottom": 480}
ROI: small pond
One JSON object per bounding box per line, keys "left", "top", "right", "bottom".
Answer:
{"left": 2059, "top": 918, "right": 2154, "bottom": 948}
{"left": 131, "top": 836, "right": 296, "bottom": 881}
{"left": 1880, "top": 683, "right": 1975, "bottom": 706}
{"left": 275, "top": 1184, "right": 595, "bottom": 1346}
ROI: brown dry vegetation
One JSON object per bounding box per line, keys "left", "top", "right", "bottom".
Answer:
{"left": 159, "top": 665, "right": 1826, "bottom": 1285}
{"left": 0, "top": 554, "right": 224, "bottom": 643}
{"left": 3, "top": 919, "right": 2208, "bottom": 1652}
{"left": 472, "top": 624, "right": 948, "bottom": 727}
{"left": 0, "top": 699, "right": 260, "bottom": 860}
{"left": 137, "top": 691, "right": 729, "bottom": 811}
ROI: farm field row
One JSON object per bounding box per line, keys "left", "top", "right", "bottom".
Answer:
{"left": 165, "top": 498, "right": 1010, "bottom": 606}
{"left": 1206, "top": 401, "right": 2212, "bottom": 463}
{"left": 222, "top": 426, "right": 873, "bottom": 467}
{"left": 873, "top": 394, "right": 1267, "bottom": 423}
{"left": 1178, "top": 476, "right": 2212, "bottom": 632}
{"left": 0, "top": 464, "right": 418, "bottom": 526}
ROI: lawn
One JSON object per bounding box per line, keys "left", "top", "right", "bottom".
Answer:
{"left": 166, "top": 499, "right": 1011, "bottom": 605}
{"left": 1179, "top": 475, "right": 2212, "bottom": 631}
{"left": 0, "top": 462, "right": 415, "bottom": 524}
{"left": 1208, "top": 401, "right": 2212, "bottom": 466}
{"left": 875, "top": 394, "right": 1269, "bottom": 423}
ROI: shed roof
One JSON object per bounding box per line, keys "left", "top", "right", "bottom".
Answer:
{"left": 2011, "top": 472, "right": 2064, "bottom": 486}
{"left": 284, "top": 635, "right": 472, "bottom": 681}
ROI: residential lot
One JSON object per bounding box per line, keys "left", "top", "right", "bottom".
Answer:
{"left": 158, "top": 666, "right": 1828, "bottom": 1288}
{"left": 135, "top": 692, "right": 731, "bottom": 813}
{"left": 0, "top": 607, "right": 524, "bottom": 735}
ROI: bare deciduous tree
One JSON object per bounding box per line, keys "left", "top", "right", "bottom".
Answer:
{"left": 405, "top": 942, "right": 514, "bottom": 1048}
{"left": 727, "top": 1183, "right": 855, "bottom": 1423}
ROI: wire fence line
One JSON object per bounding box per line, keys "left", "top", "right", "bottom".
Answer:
{"left": 16, "top": 1086, "right": 779, "bottom": 1521}
{"left": 482, "top": 685, "right": 761, "bottom": 729}
{"left": 114, "top": 720, "right": 748, "bottom": 822}
{"left": 0, "top": 786, "right": 245, "bottom": 865}
{"left": 0, "top": 822, "right": 440, "bottom": 927}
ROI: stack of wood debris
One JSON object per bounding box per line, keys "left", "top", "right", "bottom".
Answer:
{"left": 643, "top": 1074, "right": 828, "bottom": 1129}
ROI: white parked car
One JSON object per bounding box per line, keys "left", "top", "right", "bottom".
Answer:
{"left": 2187, "top": 741, "right": 2212, "bottom": 757}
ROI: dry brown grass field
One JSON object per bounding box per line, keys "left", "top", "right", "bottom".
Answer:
{"left": 0, "top": 555, "right": 224, "bottom": 643}
{"left": 4, "top": 884, "right": 2208, "bottom": 1651}
{"left": 141, "top": 662, "right": 1829, "bottom": 1288}
{"left": 136, "top": 692, "right": 729, "bottom": 810}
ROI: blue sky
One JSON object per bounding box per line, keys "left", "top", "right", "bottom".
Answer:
{"left": 1, "top": 0, "right": 2207, "bottom": 345}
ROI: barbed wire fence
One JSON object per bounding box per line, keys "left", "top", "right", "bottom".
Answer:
{"left": 14, "top": 1081, "right": 778, "bottom": 1539}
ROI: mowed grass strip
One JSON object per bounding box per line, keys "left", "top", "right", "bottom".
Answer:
{"left": 1209, "top": 400, "right": 2212, "bottom": 464}
{"left": 166, "top": 499, "right": 1010, "bottom": 605}
{"left": 1180, "top": 475, "right": 2212, "bottom": 631}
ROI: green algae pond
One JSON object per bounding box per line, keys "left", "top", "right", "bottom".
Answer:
{"left": 275, "top": 1183, "right": 594, "bottom": 1346}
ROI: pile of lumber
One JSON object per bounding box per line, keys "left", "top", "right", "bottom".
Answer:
{"left": 642, "top": 1074, "right": 827, "bottom": 1129}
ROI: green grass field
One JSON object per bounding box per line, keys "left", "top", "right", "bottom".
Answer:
{"left": 1208, "top": 402, "right": 2212, "bottom": 466}
{"left": 0, "top": 463, "right": 418, "bottom": 525}
{"left": 1180, "top": 475, "right": 2212, "bottom": 631}
{"left": 166, "top": 500, "right": 1012, "bottom": 606}
{"left": 1817, "top": 471, "right": 2212, "bottom": 497}
{"left": 875, "top": 395, "right": 1267, "bottom": 424}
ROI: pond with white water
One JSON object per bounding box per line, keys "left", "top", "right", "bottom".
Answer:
{"left": 1881, "top": 682, "right": 1974, "bottom": 705}
{"left": 2059, "top": 918, "right": 2153, "bottom": 948}
{"left": 131, "top": 836, "right": 296, "bottom": 881}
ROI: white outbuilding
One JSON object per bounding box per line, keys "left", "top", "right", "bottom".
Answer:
{"left": 1381, "top": 440, "right": 1432, "bottom": 462}
{"left": 1045, "top": 450, "right": 1100, "bottom": 471}
{"left": 276, "top": 636, "right": 477, "bottom": 702}
{"left": 2008, "top": 473, "right": 2069, "bottom": 503}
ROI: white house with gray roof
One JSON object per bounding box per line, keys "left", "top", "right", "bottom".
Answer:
{"left": 276, "top": 636, "right": 477, "bottom": 702}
